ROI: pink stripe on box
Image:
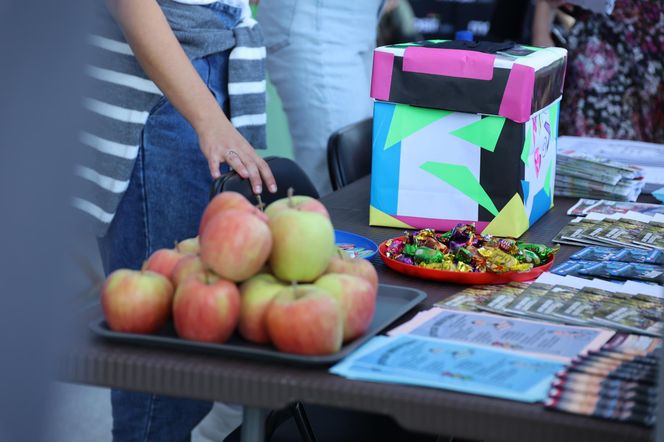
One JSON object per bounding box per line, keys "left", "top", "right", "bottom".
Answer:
{"left": 498, "top": 64, "right": 535, "bottom": 123}
{"left": 402, "top": 47, "right": 495, "bottom": 80}
{"left": 393, "top": 215, "right": 490, "bottom": 233}
{"left": 371, "top": 51, "right": 394, "bottom": 101}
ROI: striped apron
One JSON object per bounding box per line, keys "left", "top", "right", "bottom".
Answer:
{"left": 74, "top": 0, "right": 266, "bottom": 236}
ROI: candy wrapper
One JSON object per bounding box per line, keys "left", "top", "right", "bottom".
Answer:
{"left": 385, "top": 224, "right": 558, "bottom": 274}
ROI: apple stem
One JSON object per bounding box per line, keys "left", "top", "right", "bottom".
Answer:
{"left": 174, "top": 240, "right": 180, "bottom": 252}
{"left": 287, "top": 187, "right": 294, "bottom": 208}
{"left": 256, "top": 194, "right": 265, "bottom": 212}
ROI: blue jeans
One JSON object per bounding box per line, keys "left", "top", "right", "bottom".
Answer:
{"left": 97, "top": 4, "right": 241, "bottom": 441}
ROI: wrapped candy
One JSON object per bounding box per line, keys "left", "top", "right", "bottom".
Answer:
{"left": 456, "top": 262, "right": 473, "bottom": 272}
{"left": 454, "top": 247, "right": 473, "bottom": 264}
{"left": 385, "top": 238, "right": 404, "bottom": 259}
{"left": 478, "top": 247, "right": 521, "bottom": 272}
{"left": 395, "top": 255, "right": 414, "bottom": 266}
{"left": 385, "top": 224, "right": 557, "bottom": 274}
{"left": 423, "top": 237, "right": 448, "bottom": 254}
{"left": 518, "top": 249, "right": 541, "bottom": 266}
{"left": 497, "top": 238, "right": 519, "bottom": 255}
{"left": 520, "top": 243, "right": 559, "bottom": 262}
{"left": 403, "top": 243, "right": 418, "bottom": 256}
{"left": 414, "top": 246, "right": 444, "bottom": 264}
{"left": 415, "top": 228, "right": 436, "bottom": 242}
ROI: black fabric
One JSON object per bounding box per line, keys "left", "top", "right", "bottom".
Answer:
{"left": 385, "top": 49, "right": 565, "bottom": 122}
{"left": 419, "top": 39, "right": 515, "bottom": 53}
{"left": 327, "top": 118, "right": 373, "bottom": 191}
{"left": 210, "top": 156, "right": 320, "bottom": 204}
{"left": 478, "top": 118, "right": 525, "bottom": 222}
{"left": 532, "top": 57, "right": 566, "bottom": 114}
{"left": 389, "top": 57, "right": 510, "bottom": 116}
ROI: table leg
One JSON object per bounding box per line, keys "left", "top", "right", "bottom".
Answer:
{"left": 241, "top": 406, "right": 269, "bottom": 442}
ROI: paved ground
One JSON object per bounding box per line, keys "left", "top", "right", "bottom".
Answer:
{"left": 49, "top": 383, "right": 112, "bottom": 442}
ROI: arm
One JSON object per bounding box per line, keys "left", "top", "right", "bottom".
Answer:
{"left": 532, "top": 0, "right": 559, "bottom": 47}
{"left": 107, "top": 0, "right": 276, "bottom": 194}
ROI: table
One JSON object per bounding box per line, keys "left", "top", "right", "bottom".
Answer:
{"left": 61, "top": 176, "right": 654, "bottom": 442}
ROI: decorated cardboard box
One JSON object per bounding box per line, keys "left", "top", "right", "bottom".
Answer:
{"left": 371, "top": 41, "right": 567, "bottom": 123}
{"left": 370, "top": 99, "right": 559, "bottom": 236}
{"left": 369, "top": 41, "right": 567, "bottom": 237}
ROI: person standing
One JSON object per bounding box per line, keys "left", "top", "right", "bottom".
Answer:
{"left": 76, "top": 0, "right": 275, "bottom": 440}
{"left": 258, "top": 0, "right": 385, "bottom": 195}
{"left": 532, "top": 0, "right": 664, "bottom": 143}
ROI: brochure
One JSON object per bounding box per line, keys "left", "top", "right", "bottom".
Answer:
{"left": 388, "top": 308, "right": 614, "bottom": 362}
{"left": 330, "top": 335, "right": 565, "bottom": 403}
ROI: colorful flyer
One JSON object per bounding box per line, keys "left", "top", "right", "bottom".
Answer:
{"left": 388, "top": 308, "right": 614, "bottom": 362}
{"left": 331, "top": 335, "right": 565, "bottom": 403}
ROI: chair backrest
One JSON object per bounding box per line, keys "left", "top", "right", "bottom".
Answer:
{"left": 327, "top": 118, "right": 373, "bottom": 191}
{"left": 210, "top": 156, "right": 320, "bottom": 205}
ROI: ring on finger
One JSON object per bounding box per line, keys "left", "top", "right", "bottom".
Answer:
{"left": 225, "top": 150, "right": 240, "bottom": 159}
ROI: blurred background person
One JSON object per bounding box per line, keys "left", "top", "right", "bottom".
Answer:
{"left": 378, "top": 0, "right": 422, "bottom": 46}
{"left": 533, "top": 0, "right": 664, "bottom": 143}
{"left": 258, "top": 0, "right": 385, "bottom": 196}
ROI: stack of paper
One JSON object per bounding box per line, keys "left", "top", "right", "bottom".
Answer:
{"left": 435, "top": 272, "right": 663, "bottom": 336}
{"left": 558, "top": 137, "right": 664, "bottom": 186}
{"left": 552, "top": 211, "right": 664, "bottom": 250}
{"left": 567, "top": 199, "right": 664, "bottom": 217}
{"left": 555, "top": 149, "right": 645, "bottom": 201}
{"left": 330, "top": 306, "right": 616, "bottom": 403}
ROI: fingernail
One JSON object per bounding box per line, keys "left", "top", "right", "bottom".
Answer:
{"left": 254, "top": 185, "right": 262, "bottom": 194}
{"left": 269, "top": 184, "right": 277, "bottom": 193}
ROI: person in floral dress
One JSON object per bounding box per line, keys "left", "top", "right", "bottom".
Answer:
{"left": 533, "top": 0, "right": 664, "bottom": 143}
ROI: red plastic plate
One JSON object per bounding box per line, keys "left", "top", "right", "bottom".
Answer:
{"left": 379, "top": 237, "right": 555, "bottom": 285}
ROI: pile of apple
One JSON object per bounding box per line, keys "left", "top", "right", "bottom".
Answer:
{"left": 101, "top": 191, "right": 378, "bottom": 355}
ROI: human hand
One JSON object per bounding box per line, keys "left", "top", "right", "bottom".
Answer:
{"left": 197, "top": 116, "right": 277, "bottom": 195}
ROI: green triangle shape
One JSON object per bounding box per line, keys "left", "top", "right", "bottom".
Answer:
{"left": 421, "top": 161, "right": 498, "bottom": 216}
{"left": 449, "top": 116, "right": 506, "bottom": 152}
{"left": 384, "top": 104, "right": 451, "bottom": 150}
{"left": 391, "top": 42, "right": 420, "bottom": 48}
{"left": 522, "top": 45, "right": 542, "bottom": 51}
{"left": 521, "top": 124, "right": 532, "bottom": 164}
{"left": 544, "top": 160, "right": 553, "bottom": 198}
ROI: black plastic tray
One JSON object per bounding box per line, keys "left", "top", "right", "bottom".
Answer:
{"left": 90, "top": 284, "right": 426, "bottom": 366}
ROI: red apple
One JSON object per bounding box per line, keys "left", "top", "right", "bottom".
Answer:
{"left": 265, "top": 195, "right": 329, "bottom": 220}
{"left": 142, "top": 248, "right": 187, "bottom": 282}
{"left": 199, "top": 191, "right": 266, "bottom": 236}
{"left": 266, "top": 285, "right": 343, "bottom": 355}
{"left": 176, "top": 236, "right": 200, "bottom": 255}
{"left": 172, "top": 271, "right": 241, "bottom": 343}
{"left": 315, "top": 273, "right": 376, "bottom": 342}
{"left": 269, "top": 209, "right": 335, "bottom": 282}
{"left": 200, "top": 209, "right": 272, "bottom": 282}
{"left": 238, "top": 273, "right": 288, "bottom": 344}
{"left": 325, "top": 253, "right": 379, "bottom": 291}
{"left": 171, "top": 255, "right": 206, "bottom": 286}
{"left": 101, "top": 269, "right": 174, "bottom": 334}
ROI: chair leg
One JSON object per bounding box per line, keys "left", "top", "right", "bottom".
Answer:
{"left": 290, "top": 402, "right": 317, "bottom": 442}
{"left": 264, "top": 408, "right": 291, "bottom": 441}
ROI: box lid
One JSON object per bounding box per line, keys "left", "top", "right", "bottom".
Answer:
{"left": 371, "top": 40, "right": 567, "bottom": 123}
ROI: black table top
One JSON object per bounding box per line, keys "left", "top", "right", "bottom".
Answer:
{"left": 61, "top": 176, "right": 654, "bottom": 442}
